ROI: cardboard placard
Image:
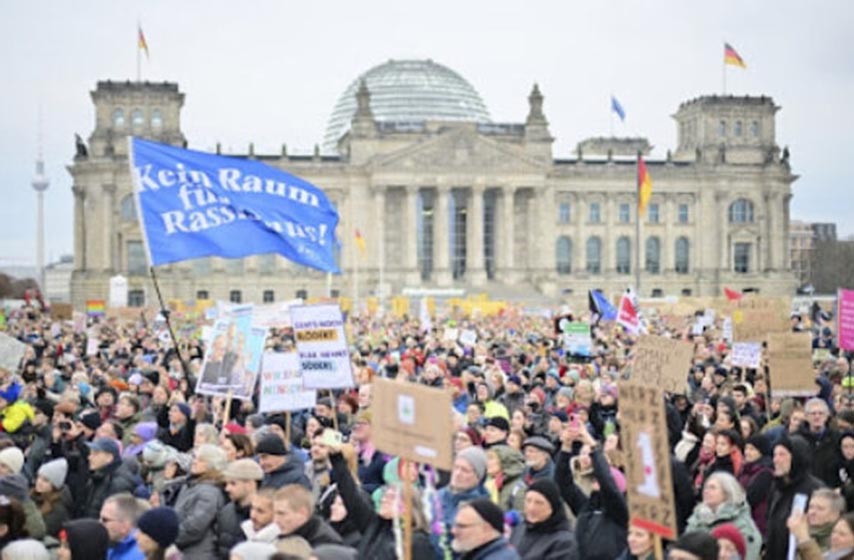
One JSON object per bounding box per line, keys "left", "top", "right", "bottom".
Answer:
{"left": 768, "top": 332, "right": 814, "bottom": 397}
{"left": 459, "top": 329, "right": 478, "bottom": 348}
{"left": 51, "top": 303, "right": 73, "bottom": 321}
{"left": 627, "top": 335, "right": 695, "bottom": 394}
{"left": 731, "top": 342, "right": 762, "bottom": 369}
{"left": 620, "top": 382, "right": 677, "bottom": 540}
{"left": 290, "top": 304, "right": 354, "bottom": 390}
{"left": 0, "top": 333, "right": 27, "bottom": 373}
{"left": 258, "top": 352, "right": 317, "bottom": 413}
{"left": 372, "top": 377, "right": 453, "bottom": 470}
{"left": 733, "top": 307, "right": 790, "bottom": 342}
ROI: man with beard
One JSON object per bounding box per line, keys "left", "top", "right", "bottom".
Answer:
{"left": 450, "top": 499, "right": 520, "bottom": 559}
{"left": 217, "top": 458, "right": 265, "bottom": 557}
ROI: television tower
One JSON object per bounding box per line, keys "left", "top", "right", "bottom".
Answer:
{"left": 32, "top": 140, "right": 49, "bottom": 291}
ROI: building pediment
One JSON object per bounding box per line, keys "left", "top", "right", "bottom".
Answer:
{"left": 370, "top": 127, "right": 546, "bottom": 173}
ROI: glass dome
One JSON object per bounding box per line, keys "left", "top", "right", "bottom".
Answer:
{"left": 323, "top": 59, "right": 492, "bottom": 153}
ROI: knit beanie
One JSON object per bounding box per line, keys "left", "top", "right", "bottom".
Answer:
{"left": 671, "top": 531, "right": 720, "bottom": 560}
{"left": 175, "top": 402, "right": 192, "bottom": 421}
{"left": 711, "top": 523, "right": 747, "bottom": 559}
{"left": 37, "top": 458, "right": 68, "bottom": 489}
{"left": 456, "top": 446, "right": 487, "bottom": 481}
{"left": 466, "top": 498, "right": 505, "bottom": 534}
{"left": 0, "top": 447, "right": 24, "bottom": 475}
{"left": 526, "top": 479, "right": 564, "bottom": 519}
{"left": 1, "top": 538, "right": 49, "bottom": 560}
{"left": 746, "top": 433, "right": 771, "bottom": 457}
{"left": 137, "top": 507, "right": 180, "bottom": 549}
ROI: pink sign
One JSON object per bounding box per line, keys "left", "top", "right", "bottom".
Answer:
{"left": 838, "top": 289, "right": 854, "bottom": 351}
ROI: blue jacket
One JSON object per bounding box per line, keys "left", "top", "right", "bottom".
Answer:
{"left": 107, "top": 533, "right": 145, "bottom": 560}
{"left": 433, "top": 484, "right": 489, "bottom": 559}
{"left": 461, "top": 537, "right": 521, "bottom": 560}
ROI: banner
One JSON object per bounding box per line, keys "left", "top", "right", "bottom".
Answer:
{"left": 258, "top": 352, "right": 317, "bottom": 413}
{"left": 0, "top": 333, "right": 27, "bottom": 373}
{"left": 617, "top": 294, "right": 640, "bottom": 334}
{"left": 51, "top": 303, "right": 73, "bottom": 321}
{"left": 628, "top": 335, "right": 694, "bottom": 394}
{"left": 196, "top": 304, "right": 267, "bottom": 400}
{"left": 839, "top": 289, "right": 854, "bottom": 351}
{"left": 563, "top": 322, "right": 592, "bottom": 356}
{"left": 731, "top": 342, "right": 762, "bottom": 369}
{"left": 252, "top": 299, "right": 303, "bottom": 330}
{"left": 372, "top": 377, "right": 454, "bottom": 470}
{"left": 290, "top": 304, "right": 354, "bottom": 390}
{"left": 129, "top": 137, "right": 340, "bottom": 273}
{"left": 620, "top": 382, "right": 677, "bottom": 540}
{"left": 768, "top": 332, "right": 815, "bottom": 396}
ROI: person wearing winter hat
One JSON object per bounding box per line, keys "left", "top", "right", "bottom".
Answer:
{"left": 522, "top": 436, "right": 555, "bottom": 484}
{"left": 710, "top": 523, "right": 747, "bottom": 560}
{"left": 1, "top": 538, "right": 50, "bottom": 560}
{"left": 668, "top": 531, "right": 719, "bottom": 560}
{"left": 451, "top": 498, "right": 520, "bottom": 559}
{"left": 123, "top": 421, "right": 158, "bottom": 459}
{"left": 156, "top": 401, "right": 195, "bottom": 453}
{"left": 0, "top": 382, "right": 34, "bottom": 434}
{"left": 33, "top": 458, "right": 71, "bottom": 537}
{"left": 739, "top": 432, "right": 773, "bottom": 536}
{"left": 0, "top": 447, "right": 24, "bottom": 476}
{"left": 80, "top": 437, "right": 138, "bottom": 519}
{"left": 454, "top": 426, "right": 483, "bottom": 453}
{"left": 483, "top": 416, "right": 510, "bottom": 448}
{"left": 171, "top": 442, "right": 228, "bottom": 559}
{"left": 0, "top": 473, "right": 46, "bottom": 539}
{"left": 436, "top": 446, "right": 489, "bottom": 555}
{"left": 256, "top": 434, "right": 311, "bottom": 490}
{"left": 217, "top": 459, "right": 265, "bottom": 558}
{"left": 59, "top": 518, "right": 110, "bottom": 560}
{"left": 509, "top": 478, "right": 577, "bottom": 559}
{"left": 136, "top": 506, "right": 180, "bottom": 560}
{"left": 309, "top": 543, "right": 359, "bottom": 560}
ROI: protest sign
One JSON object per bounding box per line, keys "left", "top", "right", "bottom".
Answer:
{"left": 628, "top": 335, "right": 694, "bottom": 394}
{"left": 443, "top": 328, "right": 459, "bottom": 343}
{"left": 129, "top": 137, "right": 340, "bottom": 273}
{"left": 0, "top": 333, "right": 27, "bottom": 373}
{"left": 722, "top": 316, "right": 733, "bottom": 343}
{"left": 617, "top": 294, "right": 640, "bottom": 334}
{"left": 731, "top": 342, "right": 762, "bottom": 369}
{"left": 51, "top": 303, "right": 73, "bottom": 321}
{"left": 563, "top": 322, "right": 592, "bottom": 356}
{"left": 813, "top": 348, "right": 832, "bottom": 363}
{"left": 733, "top": 306, "right": 789, "bottom": 342}
{"left": 372, "top": 377, "right": 453, "bottom": 470}
{"left": 259, "top": 352, "right": 317, "bottom": 413}
{"left": 290, "top": 304, "right": 354, "bottom": 390}
{"left": 252, "top": 299, "right": 303, "bottom": 329}
{"left": 72, "top": 312, "right": 86, "bottom": 334}
{"left": 839, "top": 289, "right": 854, "bottom": 351}
{"left": 86, "top": 337, "right": 100, "bottom": 357}
{"left": 459, "top": 329, "right": 478, "bottom": 347}
{"left": 196, "top": 304, "right": 268, "bottom": 400}
{"left": 620, "top": 382, "right": 677, "bottom": 540}
{"left": 768, "top": 332, "right": 814, "bottom": 396}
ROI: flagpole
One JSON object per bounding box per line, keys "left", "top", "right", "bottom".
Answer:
{"left": 136, "top": 20, "right": 141, "bottom": 82}
{"left": 609, "top": 99, "right": 614, "bottom": 137}
{"left": 635, "top": 154, "right": 642, "bottom": 296}
{"left": 378, "top": 226, "right": 385, "bottom": 312}
{"left": 722, "top": 59, "right": 726, "bottom": 95}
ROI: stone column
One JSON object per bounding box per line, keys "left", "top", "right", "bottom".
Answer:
{"left": 434, "top": 185, "right": 452, "bottom": 286}
{"left": 73, "top": 186, "right": 86, "bottom": 270}
{"left": 664, "top": 195, "right": 674, "bottom": 274}
{"left": 502, "top": 186, "right": 516, "bottom": 282}
{"left": 404, "top": 186, "right": 420, "bottom": 285}
{"left": 102, "top": 184, "right": 116, "bottom": 272}
{"left": 468, "top": 183, "right": 486, "bottom": 286}
{"left": 373, "top": 186, "right": 386, "bottom": 293}
{"left": 717, "top": 192, "right": 729, "bottom": 271}
{"left": 603, "top": 196, "right": 613, "bottom": 274}
{"left": 574, "top": 194, "right": 584, "bottom": 273}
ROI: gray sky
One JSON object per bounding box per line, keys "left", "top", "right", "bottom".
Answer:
{"left": 2, "top": 0, "right": 853, "bottom": 267}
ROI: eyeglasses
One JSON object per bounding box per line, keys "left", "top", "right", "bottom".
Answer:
{"left": 99, "top": 516, "right": 117, "bottom": 523}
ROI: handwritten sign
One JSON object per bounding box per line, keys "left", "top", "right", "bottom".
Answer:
{"left": 459, "top": 329, "right": 478, "bottom": 347}
{"left": 627, "top": 335, "right": 694, "bottom": 394}
{"left": 0, "top": 333, "right": 27, "bottom": 373}
{"left": 372, "top": 377, "right": 453, "bottom": 470}
{"left": 563, "top": 322, "right": 592, "bottom": 356}
{"left": 731, "top": 342, "right": 762, "bottom": 369}
{"left": 290, "top": 304, "right": 354, "bottom": 390}
{"left": 839, "top": 289, "right": 854, "bottom": 351}
{"left": 620, "top": 382, "right": 677, "bottom": 540}
{"left": 258, "top": 352, "right": 317, "bottom": 413}
{"left": 768, "top": 332, "right": 814, "bottom": 396}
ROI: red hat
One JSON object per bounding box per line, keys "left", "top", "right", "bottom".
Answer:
{"left": 711, "top": 523, "right": 746, "bottom": 559}
{"left": 223, "top": 422, "right": 247, "bottom": 436}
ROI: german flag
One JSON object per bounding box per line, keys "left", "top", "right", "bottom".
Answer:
{"left": 637, "top": 155, "right": 652, "bottom": 216}
{"left": 138, "top": 25, "right": 149, "bottom": 59}
{"left": 724, "top": 43, "right": 746, "bottom": 68}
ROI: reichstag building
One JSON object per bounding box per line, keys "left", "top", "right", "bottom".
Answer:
{"left": 68, "top": 59, "right": 797, "bottom": 308}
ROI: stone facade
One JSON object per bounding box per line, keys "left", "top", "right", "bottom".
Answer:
{"left": 68, "top": 78, "right": 798, "bottom": 308}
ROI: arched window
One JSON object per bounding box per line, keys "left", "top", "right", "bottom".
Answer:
{"left": 131, "top": 109, "right": 144, "bottom": 128}
{"left": 728, "top": 199, "right": 755, "bottom": 223}
{"left": 719, "top": 120, "right": 727, "bottom": 137}
{"left": 734, "top": 121, "right": 743, "bottom": 136}
{"left": 556, "top": 236, "right": 572, "bottom": 275}
{"left": 645, "top": 236, "right": 661, "bottom": 274}
{"left": 616, "top": 237, "right": 631, "bottom": 274}
{"left": 675, "top": 237, "right": 690, "bottom": 274}
{"left": 586, "top": 237, "right": 601, "bottom": 274}
{"left": 119, "top": 195, "right": 136, "bottom": 222}
{"left": 151, "top": 109, "right": 163, "bottom": 129}
{"left": 751, "top": 120, "right": 760, "bottom": 137}
{"left": 112, "top": 109, "right": 125, "bottom": 128}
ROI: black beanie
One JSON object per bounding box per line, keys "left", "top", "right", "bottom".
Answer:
{"left": 672, "top": 531, "right": 719, "bottom": 560}
{"left": 526, "top": 479, "right": 564, "bottom": 520}
{"left": 746, "top": 433, "right": 771, "bottom": 457}
{"left": 466, "top": 498, "right": 505, "bottom": 534}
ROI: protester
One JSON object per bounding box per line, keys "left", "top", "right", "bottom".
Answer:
{"left": 272, "top": 484, "right": 342, "bottom": 548}
{"left": 450, "top": 499, "right": 520, "bottom": 560}
{"left": 0, "top": 497, "right": 28, "bottom": 550}
{"left": 618, "top": 525, "right": 654, "bottom": 560}
{"left": 685, "top": 472, "right": 761, "bottom": 559}
{"left": 81, "top": 438, "right": 139, "bottom": 519}
{"left": 99, "top": 493, "right": 144, "bottom": 560}
{"left": 218, "top": 458, "right": 264, "bottom": 556}
{"left": 788, "top": 510, "right": 854, "bottom": 560}
{"left": 508, "top": 479, "right": 578, "bottom": 559}
{"left": 256, "top": 435, "right": 311, "bottom": 490}
{"left": 135, "top": 507, "right": 180, "bottom": 560}
{"left": 172, "top": 444, "right": 227, "bottom": 559}
{"left": 58, "top": 518, "right": 110, "bottom": 560}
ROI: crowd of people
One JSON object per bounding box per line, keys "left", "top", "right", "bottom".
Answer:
{"left": 0, "top": 297, "right": 846, "bottom": 560}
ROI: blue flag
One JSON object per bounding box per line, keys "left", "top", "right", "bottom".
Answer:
{"left": 129, "top": 137, "right": 340, "bottom": 273}
{"left": 589, "top": 289, "right": 618, "bottom": 321}
{"left": 611, "top": 96, "right": 626, "bottom": 122}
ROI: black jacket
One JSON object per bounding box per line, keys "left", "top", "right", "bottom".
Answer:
{"left": 156, "top": 408, "right": 195, "bottom": 452}
{"left": 261, "top": 453, "right": 311, "bottom": 490}
{"left": 555, "top": 448, "right": 627, "bottom": 560}
{"left": 765, "top": 434, "right": 825, "bottom": 560}
{"left": 797, "top": 423, "right": 841, "bottom": 487}
{"left": 291, "top": 515, "right": 344, "bottom": 548}
{"left": 216, "top": 501, "right": 250, "bottom": 559}
{"left": 80, "top": 459, "right": 140, "bottom": 519}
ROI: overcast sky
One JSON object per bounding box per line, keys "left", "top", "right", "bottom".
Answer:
{"left": 1, "top": 0, "right": 852, "bottom": 267}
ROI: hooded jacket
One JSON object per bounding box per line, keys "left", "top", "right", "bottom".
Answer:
{"left": 797, "top": 421, "right": 841, "bottom": 487}
{"left": 485, "top": 445, "right": 527, "bottom": 512}
{"left": 685, "top": 499, "right": 762, "bottom": 560}
{"left": 509, "top": 479, "right": 578, "bottom": 560}
{"left": 261, "top": 452, "right": 311, "bottom": 490}
{"left": 765, "top": 434, "right": 825, "bottom": 560}
{"left": 80, "top": 458, "right": 140, "bottom": 519}
{"left": 737, "top": 455, "right": 773, "bottom": 536}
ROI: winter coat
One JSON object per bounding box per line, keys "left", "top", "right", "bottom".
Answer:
{"left": 798, "top": 424, "right": 841, "bottom": 487}
{"left": 523, "top": 459, "right": 554, "bottom": 486}
{"left": 216, "top": 500, "right": 250, "bottom": 559}
{"left": 766, "top": 435, "right": 826, "bottom": 560}
{"left": 670, "top": 456, "right": 696, "bottom": 535}
{"left": 486, "top": 445, "right": 527, "bottom": 512}
{"left": 290, "top": 515, "right": 343, "bottom": 548}
{"left": 685, "top": 500, "right": 762, "bottom": 560}
{"left": 737, "top": 457, "right": 773, "bottom": 536}
{"left": 35, "top": 486, "right": 72, "bottom": 537}
{"left": 509, "top": 487, "right": 578, "bottom": 560}
{"left": 460, "top": 537, "right": 521, "bottom": 560}
{"left": 261, "top": 453, "right": 311, "bottom": 490}
{"left": 0, "top": 399, "right": 35, "bottom": 433}
{"left": 435, "top": 483, "right": 489, "bottom": 556}
{"left": 839, "top": 456, "right": 854, "bottom": 512}
{"left": 555, "top": 448, "right": 627, "bottom": 560}
{"left": 173, "top": 474, "right": 227, "bottom": 560}
{"left": 356, "top": 446, "right": 388, "bottom": 494}
{"left": 81, "top": 459, "right": 140, "bottom": 519}
{"left": 156, "top": 406, "right": 195, "bottom": 452}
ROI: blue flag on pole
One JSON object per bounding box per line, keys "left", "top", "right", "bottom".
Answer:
{"left": 589, "top": 289, "right": 618, "bottom": 321}
{"left": 611, "top": 96, "right": 626, "bottom": 122}
{"left": 129, "top": 137, "right": 340, "bottom": 273}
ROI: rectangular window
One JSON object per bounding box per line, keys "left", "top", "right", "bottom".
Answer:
{"left": 196, "top": 290, "right": 209, "bottom": 300}
{"left": 678, "top": 204, "right": 689, "bottom": 224}
{"left": 263, "top": 290, "right": 275, "bottom": 303}
{"left": 681, "top": 288, "right": 693, "bottom": 296}
{"left": 127, "top": 241, "right": 147, "bottom": 276}
{"left": 589, "top": 202, "right": 601, "bottom": 224}
{"left": 734, "top": 243, "right": 751, "bottom": 273}
{"left": 618, "top": 203, "right": 630, "bottom": 224}
{"left": 648, "top": 203, "right": 660, "bottom": 224}
{"left": 229, "top": 290, "right": 242, "bottom": 303}
{"left": 128, "top": 289, "right": 145, "bottom": 307}
{"left": 296, "top": 289, "right": 308, "bottom": 300}
{"left": 558, "top": 202, "right": 571, "bottom": 224}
